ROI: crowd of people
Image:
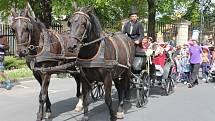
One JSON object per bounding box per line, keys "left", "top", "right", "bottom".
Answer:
{"left": 132, "top": 33, "right": 215, "bottom": 88}
{"left": 122, "top": 6, "right": 215, "bottom": 88}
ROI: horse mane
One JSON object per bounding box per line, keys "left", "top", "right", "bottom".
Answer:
{"left": 28, "top": 16, "right": 47, "bottom": 31}
{"left": 79, "top": 7, "right": 102, "bottom": 38}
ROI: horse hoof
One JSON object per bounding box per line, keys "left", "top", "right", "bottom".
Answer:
{"left": 36, "top": 112, "right": 43, "bottom": 121}
{"left": 81, "top": 116, "right": 89, "bottom": 121}
{"left": 116, "top": 112, "right": 124, "bottom": 119}
{"left": 44, "top": 112, "right": 52, "bottom": 119}
{"left": 74, "top": 106, "right": 83, "bottom": 112}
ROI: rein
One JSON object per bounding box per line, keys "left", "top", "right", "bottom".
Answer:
{"left": 81, "top": 34, "right": 111, "bottom": 47}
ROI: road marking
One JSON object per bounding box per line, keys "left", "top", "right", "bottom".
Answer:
{"left": 16, "top": 85, "right": 30, "bottom": 89}
{"left": 19, "top": 80, "right": 35, "bottom": 84}
{"left": 49, "top": 89, "right": 71, "bottom": 94}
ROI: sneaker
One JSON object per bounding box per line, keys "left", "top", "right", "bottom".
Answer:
{"left": 4, "top": 80, "right": 13, "bottom": 90}
{"left": 202, "top": 78, "right": 206, "bottom": 82}
{"left": 183, "top": 81, "right": 188, "bottom": 85}
{"left": 187, "top": 83, "right": 194, "bottom": 88}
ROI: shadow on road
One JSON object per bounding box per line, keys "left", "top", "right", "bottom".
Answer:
{"left": 45, "top": 97, "right": 79, "bottom": 121}
{"left": 149, "top": 86, "right": 167, "bottom": 97}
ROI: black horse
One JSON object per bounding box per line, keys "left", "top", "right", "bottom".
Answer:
{"left": 11, "top": 7, "right": 83, "bottom": 121}
{"left": 68, "top": 7, "right": 135, "bottom": 121}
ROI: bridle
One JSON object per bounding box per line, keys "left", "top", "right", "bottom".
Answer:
{"left": 13, "top": 16, "right": 33, "bottom": 47}
{"left": 70, "top": 11, "right": 92, "bottom": 46}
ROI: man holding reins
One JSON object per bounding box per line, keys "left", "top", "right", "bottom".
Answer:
{"left": 122, "top": 6, "right": 144, "bottom": 45}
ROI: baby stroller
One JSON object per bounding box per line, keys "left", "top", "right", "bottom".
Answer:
{"left": 208, "top": 60, "right": 215, "bottom": 82}
{"left": 151, "top": 52, "right": 175, "bottom": 96}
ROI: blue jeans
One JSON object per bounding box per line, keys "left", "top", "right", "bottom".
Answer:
{"left": 201, "top": 62, "right": 209, "bottom": 79}
{"left": 181, "top": 72, "right": 190, "bottom": 82}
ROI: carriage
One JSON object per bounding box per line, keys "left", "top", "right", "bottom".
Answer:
{"left": 11, "top": 4, "right": 176, "bottom": 121}
{"left": 131, "top": 47, "right": 175, "bottom": 107}
{"left": 208, "top": 46, "right": 215, "bottom": 82}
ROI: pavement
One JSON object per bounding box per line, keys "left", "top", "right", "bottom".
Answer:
{"left": 0, "top": 77, "right": 215, "bottom": 121}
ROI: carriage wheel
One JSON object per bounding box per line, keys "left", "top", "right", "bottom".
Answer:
{"left": 91, "top": 82, "right": 104, "bottom": 101}
{"left": 136, "top": 72, "right": 150, "bottom": 108}
{"left": 164, "top": 77, "right": 174, "bottom": 96}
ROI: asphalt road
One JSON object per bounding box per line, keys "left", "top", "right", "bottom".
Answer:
{"left": 0, "top": 77, "right": 215, "bottom": 121}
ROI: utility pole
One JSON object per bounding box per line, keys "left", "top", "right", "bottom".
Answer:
{"left": 200, "top": 0, "right": 204, "bottom": 45}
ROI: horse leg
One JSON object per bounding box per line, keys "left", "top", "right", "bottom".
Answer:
{"left": 123, "top": 69, "right": 131, "bottom": 101}
{"left": 44, "top": 93, "right": 52, "bottom": 119}
{"left": 36, "top": 74, "right": 51, "bottom": 121}
{"left": 116, "top": 69, "right": 131, "bottom": 119}
{"left": 73, "top": 74, "right": 81, "bottom": 98}
{"left": 73, "top": 74, "right": 83, "bottom": 112}
{"left": 104, "top": 73, "right": 116, "bottom": 121}
{"left": 113, "top": 78, "right": 124, "bottom": 119}
{"left": 44, "top": 77, "right": 52, "bottom": 119}
{"left": 82, "top": 77, "right": 91, "bottom": 121}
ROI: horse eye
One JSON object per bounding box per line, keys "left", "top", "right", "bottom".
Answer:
{"left": 26, "top": 28, "right": 30, "bottom": 32}
{"left": 11, "top": 28, "right": 15, "bottom": 33}
{"left": 67, "top": 21, "right": 71, "bottom": 27}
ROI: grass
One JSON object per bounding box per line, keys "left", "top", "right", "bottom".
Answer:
{"left": 0, "top": 67, "right": 33, "bottom": 81}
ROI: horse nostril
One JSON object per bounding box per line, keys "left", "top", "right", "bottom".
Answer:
{"left": 73, "top": 45, "right": 77, "bottom": 48}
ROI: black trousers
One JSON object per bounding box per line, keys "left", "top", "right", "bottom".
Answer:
{"left": 190, "top": 63, "right": 200, "bottom": 84}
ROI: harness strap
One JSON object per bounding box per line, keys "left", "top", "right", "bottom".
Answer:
{"left": 14, "top": 16, "right": 31, "bottom": 22}
{"left": 48, "top": 29, "right": 65, "bottom": 56}
{"left": 115, "top": 34, "right": 131, "bottom": 67}
{"left": 106, "top": 36, "right": 119, "bottom": 62}
{"left": 74, "top": 11, "right": 90, "bottom": 20}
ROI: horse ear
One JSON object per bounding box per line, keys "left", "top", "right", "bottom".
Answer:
{"left": 87, "top": 7, "right": 94, "bottom": 13}
{"left": 72, "top": 0, "right": 78, "bottom": 11}
{"left": 23, "top": 5, "right": 29, "bottom": 16}
{"left": 11, "top": 8, "right": 17, "bottom": 17}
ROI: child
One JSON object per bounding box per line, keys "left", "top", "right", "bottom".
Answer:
{"left": 180, "top": 47, "right": 190, "bottom": 84}
{"left": 201, "top": 47, "right": 210, "bottom": 82}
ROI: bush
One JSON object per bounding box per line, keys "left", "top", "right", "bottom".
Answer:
{"left": 6, "top": 68, "right": 33, "bottom": 80}
{"left": 4, "top": 56, "right": 26, "bottom": 70}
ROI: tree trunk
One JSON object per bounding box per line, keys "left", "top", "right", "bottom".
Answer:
{"left": 147, "top": 0, "right": 156, "bottom": 41}
{"left": 41, "top": 0, "right": 52, "bottom": 28}
{"left": 29, "top": 0, "right": 52, "bottom": 28}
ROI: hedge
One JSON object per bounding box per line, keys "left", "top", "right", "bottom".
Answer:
{"left": 4, "top": 56, "right": 26, "bottom": 70}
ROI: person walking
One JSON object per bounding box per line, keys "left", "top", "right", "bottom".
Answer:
{"left": 187, "top": 39, "right": 202, "bottom": 88}
{"left": 0, "top": 35, "right": 13, "bottom": 90}
{"left": 201, "top": 47, "right": 210, "bottom": 83}
{"left": 180, "top": 44, "right": 190, "bottom": 84}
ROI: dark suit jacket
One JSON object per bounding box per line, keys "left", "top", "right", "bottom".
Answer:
{"left": 122, "top": 20, "right": 144, "bottom": 41}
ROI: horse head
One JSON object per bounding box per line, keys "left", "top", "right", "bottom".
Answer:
{"left": 11, "top": 7, "right": 33, "bottom": 57}
{"left": 68, "top": 7, "right": 102, "bottom": 58}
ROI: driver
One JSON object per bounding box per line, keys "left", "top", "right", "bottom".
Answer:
{"left": 122, "top": 6, "right": 144, "bottom": 46}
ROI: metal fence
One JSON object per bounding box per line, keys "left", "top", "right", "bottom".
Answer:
{"left": 0, "top": 24, "right": 16, "bottom": 55}
{"left": 104, "top": 20, "right": 177, "bottom": 41}
{"left": 0, "top": 23, "right": 63, "bottom": 55}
